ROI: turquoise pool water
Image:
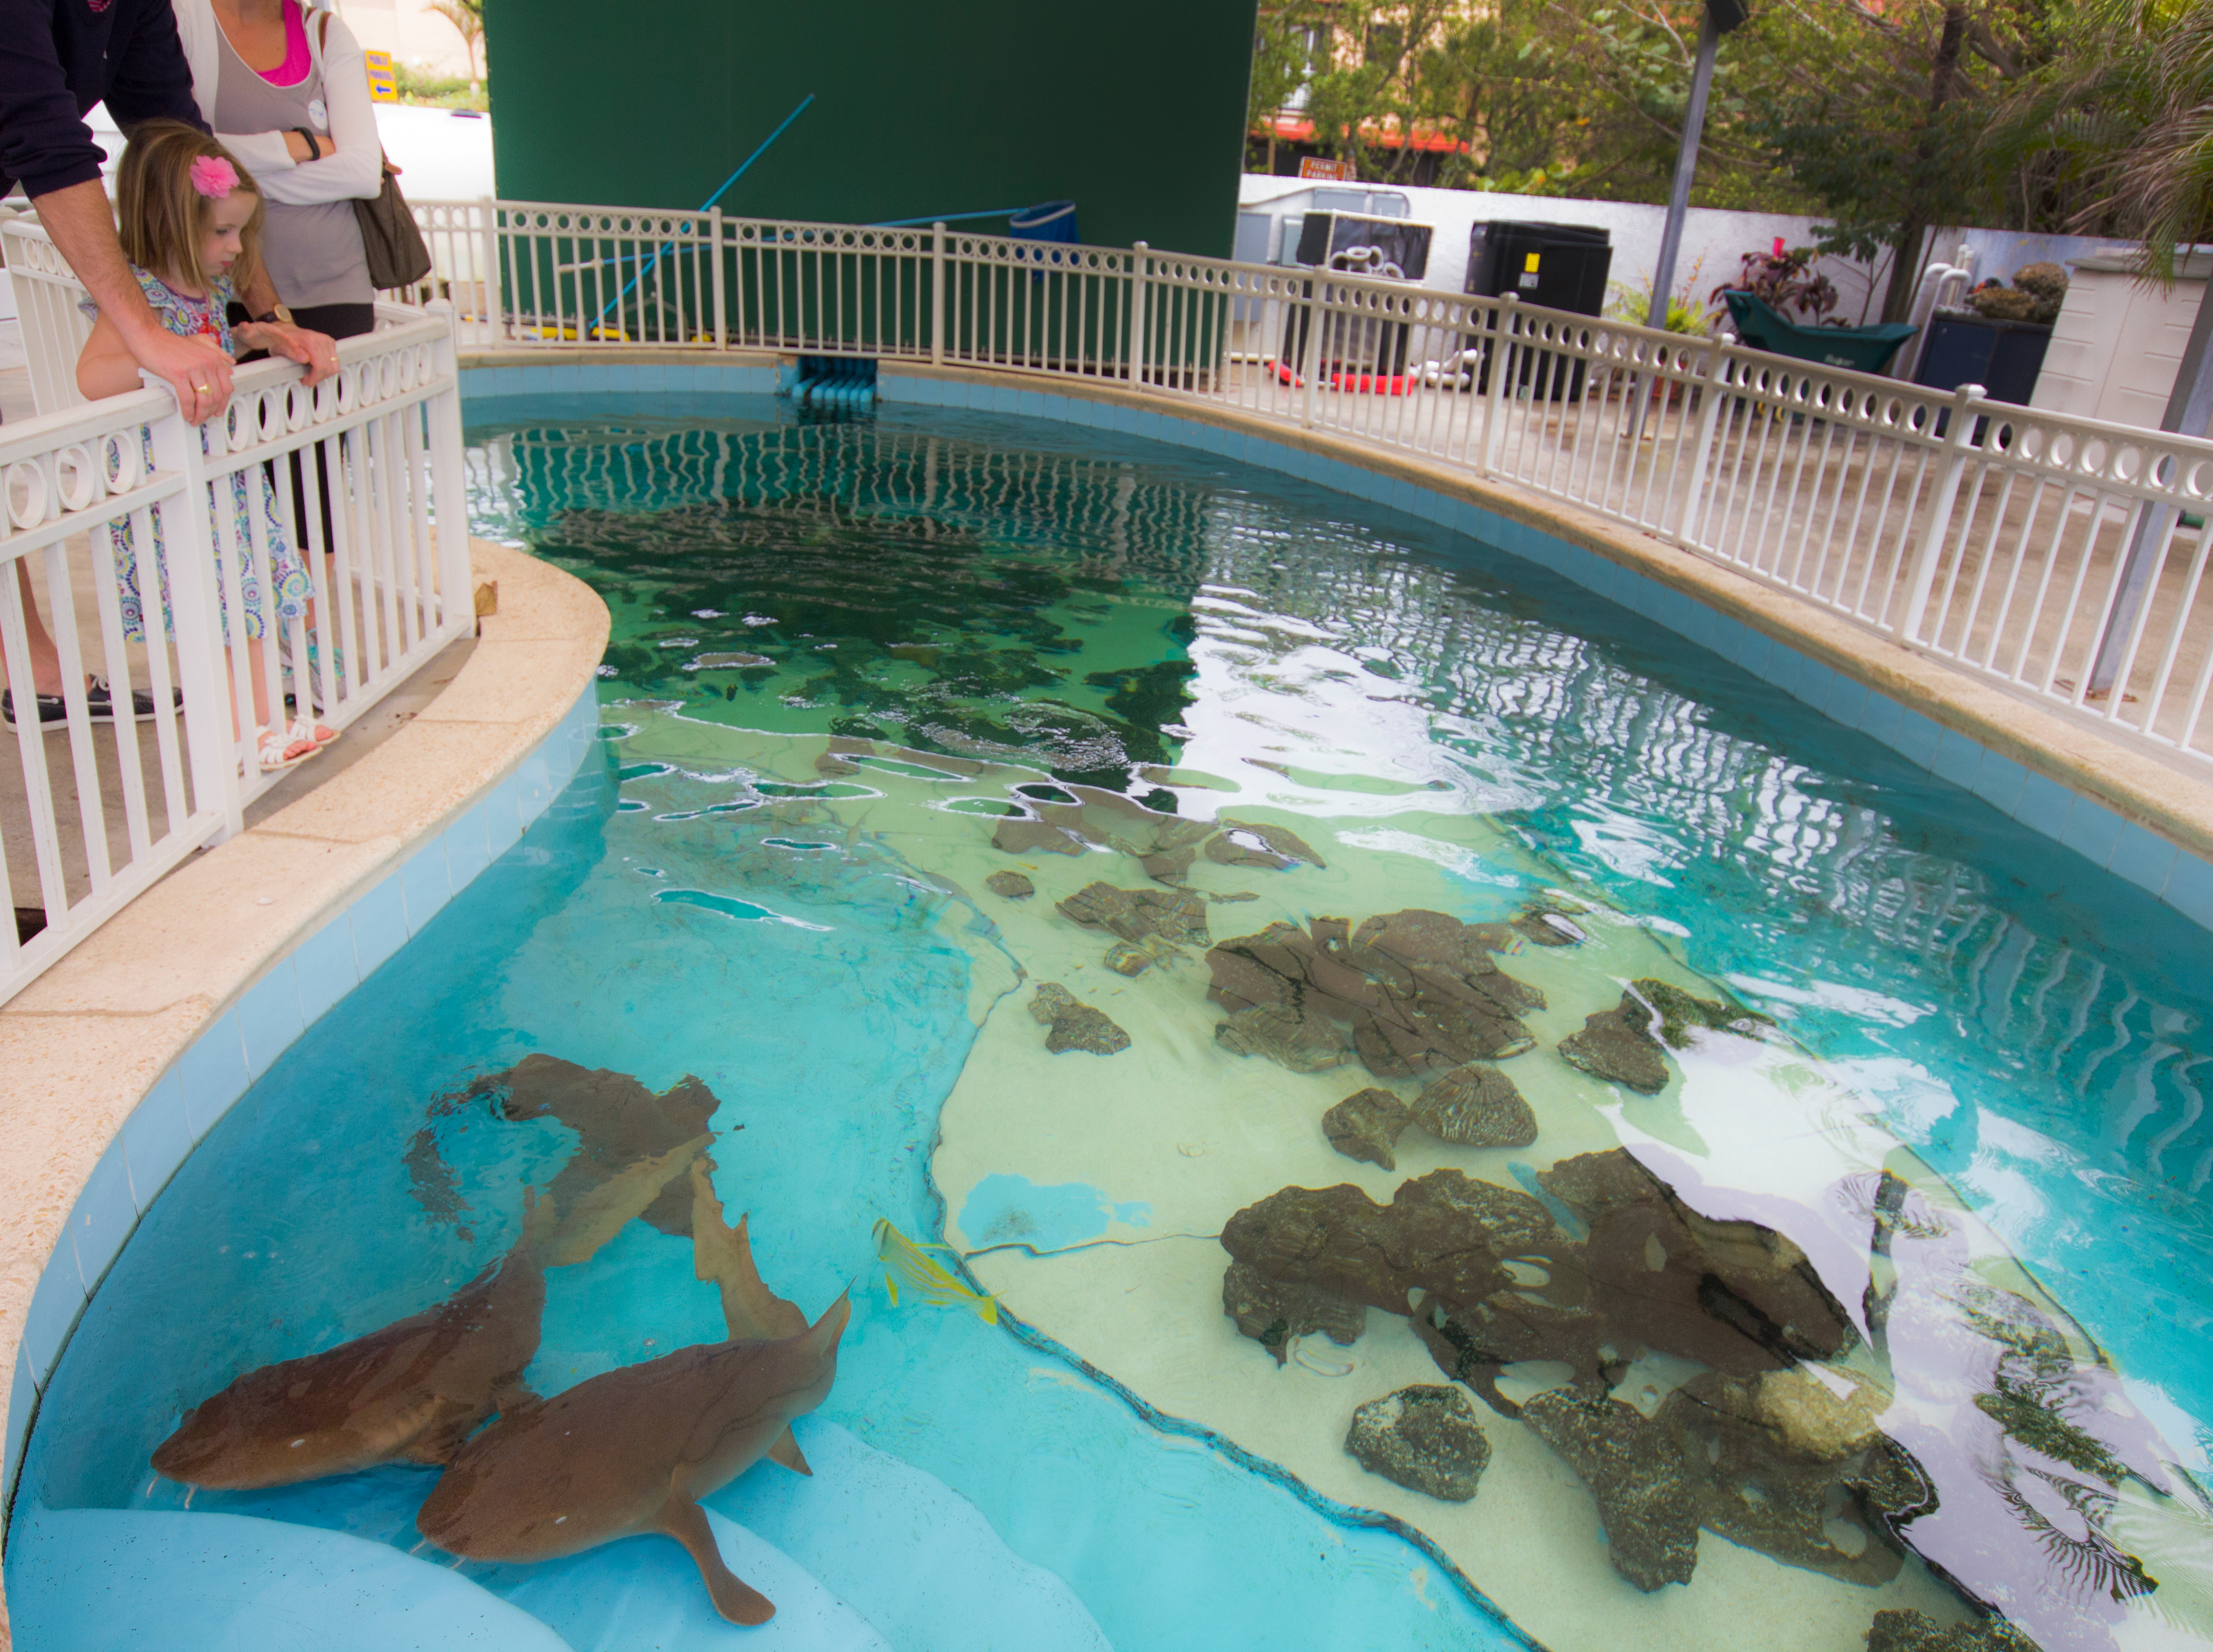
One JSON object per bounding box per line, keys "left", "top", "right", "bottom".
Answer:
{"left": 10, "top": 395, "right": 2213, "bottom": 1652}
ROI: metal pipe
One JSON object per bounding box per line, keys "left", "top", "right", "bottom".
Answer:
{"left": 1646, "top": 6, "right": 1722, "bottom": 332}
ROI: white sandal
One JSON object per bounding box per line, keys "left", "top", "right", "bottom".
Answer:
{"left": 254, "top": 724, "right": 320, "bottom": 772}
{"left": 288, "top": 714, "right": 340, "bottom": 749}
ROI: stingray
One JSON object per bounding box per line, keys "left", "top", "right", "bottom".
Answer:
{"left": 415, "top": 1164, "right": 847, "bottom": 1625}
{"left": 152, "top": 1138, "right": 710, "bottom": 1490}
{"left": 409, "top": 1055, "right": 727, "bottom": 1239}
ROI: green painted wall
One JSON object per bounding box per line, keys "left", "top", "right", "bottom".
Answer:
{"left": 482, "top": 0, "right": 1257, "bottom": 258}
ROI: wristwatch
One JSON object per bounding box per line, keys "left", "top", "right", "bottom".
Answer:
{"left": 256, "top": 305, "right": 295, "bottom": 327}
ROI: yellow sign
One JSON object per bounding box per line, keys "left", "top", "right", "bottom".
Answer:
{"left": 364, "top": 50, "right": 399, "bottom": 103}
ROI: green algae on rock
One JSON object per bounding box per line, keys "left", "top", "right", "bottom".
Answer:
{"left": 1028, "top": 982, "right": 1131, "bottom": 1055}
{"left": 1557, "top": 979, "right": 1767, "bottom": 1095}
{"left": 1344, "top": 1385, "right": 1491, "bottom": 1503}
{"left": 984, "top": 871, "right": 1035, "bottom": 900}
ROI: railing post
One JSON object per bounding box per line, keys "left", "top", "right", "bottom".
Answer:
{"left": 428, "top": 307, "right": 474, "bottom": 640}
{"left": 144, "top": 391, "right": 244, "bottom": 839}
{"left": 1129, "top": 242, "right": 1149, "bottom": 389}
{"left": 1895, "top": 383, "right": 1986, "bottom": 644}
{"left": 931, "top": 222, "right": 946, "bottom": 366}
{"left": 708, "top": 206, "right": 727, "bottom": 349}
{"left": 1298, "top": 276, "right": 1325, "bottom": 429}
{"left": 1672, "top": 337, "right": 1729, "bottom": 547}
{"left": 476, "top": 196, "right": 500, "bottom": 339}
{"left": 1479, "top": 294, "right": 1517, "bottom": 470}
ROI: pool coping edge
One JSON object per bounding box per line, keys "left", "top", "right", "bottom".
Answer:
{"left": 0, "top": 539, "right": 609, "bottom": 1588}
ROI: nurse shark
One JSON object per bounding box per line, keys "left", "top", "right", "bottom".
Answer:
{"left": 413, "top": 1164, "right": 848, "bottom": 1624}
{"left": 152, "top": 1136, "right": 709, "bottom": 1490}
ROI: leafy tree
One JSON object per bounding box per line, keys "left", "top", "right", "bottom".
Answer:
{"left": 1740, "top": 0, "right": 2037, "bottom": 321}
{"left": 429, "top": 0, "right": 485, "bottom": 81}
{"left": 1986, "top": 0, "right": 2213, "bottom": 281}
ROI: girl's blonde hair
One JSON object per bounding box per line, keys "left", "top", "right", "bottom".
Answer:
{"left": 116, "top": 121, "right": 264, "bottom": 295}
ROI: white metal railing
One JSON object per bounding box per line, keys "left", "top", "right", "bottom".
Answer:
{"left": 0, "top": 278, "right": 473, "bottom": 1002}
{"left": 1, "top": 212, "right": 98, "bottom": 414}
{"left": 21, "top": 194, "right": 2194, "bottom": 768}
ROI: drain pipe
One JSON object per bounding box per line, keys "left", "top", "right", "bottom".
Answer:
{"left": 1895, "top": 247, "right": 1974, "bottom": 379}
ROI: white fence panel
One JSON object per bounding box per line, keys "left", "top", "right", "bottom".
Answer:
{"left": 386, "top": 196, "right": 2213, "bottom": 769}
{"left": 0, "top": 286, "right": 474, "bottom": 1002}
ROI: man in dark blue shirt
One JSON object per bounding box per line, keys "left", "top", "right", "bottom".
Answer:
{"left": 1, "top": 0, "right": 332, "bottom": 419}
{"left": 0, "top": 0, "right": 339, "bottom": 715}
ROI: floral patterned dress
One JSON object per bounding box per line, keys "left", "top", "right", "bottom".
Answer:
{"left": 83, "top": 269, "right": 314, "bottom": 644}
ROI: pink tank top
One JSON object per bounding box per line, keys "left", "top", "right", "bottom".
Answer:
{"left": 258, "top": 1, "right": 312, "bottom": 88}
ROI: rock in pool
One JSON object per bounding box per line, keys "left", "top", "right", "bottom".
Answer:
{"left": 1204, "top": 818, "right": 1326, "bottom": 870}
{"left": 1410, "top": 1064, "right": 1536, "bottom": 1148}
{"left": 1866, "top": 1610, "right": 2043, "bottom": 1652}
{"left": 1556, "top": 995, "right": 1670, "bottom": 1094}
{"left": 1558, "top": 979, "right": 1765, "bottom": 1095}
{"left": 1057, "top": 882, "right": 1209, "bottom": 947}
{"left": 1222, "top": 1259, "right": 1366, "bottom": 1364}
{"left": 1323, "top": 1088, "right": 1413, "bottom": 1169}
{"left": 1206, "top": 910, "right": 1541, "bottom": 1079}
{"left": 1104, "top": 942, "right": 1152, "bottom": 977}
{"left": 1511, "top": 899, "right": 1589, "bottom": 946}
{"left": 1659, "top": 1370, "right": 1921, "bottom": 1586}
{"left": 985, "top": 871, "right": 1035, "bottom": 900}
{"left": 1218, "top": 1004, "right": 1355, "bottom": 1073}
{"left": 1028, "top": 982, "right": 1130, "bottom": 1055}
{"left": 1344, "top": 1385, "right": 1491, "bottom": 1502}
{"left": 1520, "top": 1386, "right": 1699, "bottom": 1591}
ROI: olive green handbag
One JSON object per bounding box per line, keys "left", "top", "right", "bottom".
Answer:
{"left": 313, "top": 10, "right": 433, "bottom": 291}
{"left": 355, "top": 161, "right": 433, "bottom": 291}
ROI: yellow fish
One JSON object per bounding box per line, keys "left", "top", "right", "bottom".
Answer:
{"left": 873, "top": 1218, "right": 1000, "bottom": 1325}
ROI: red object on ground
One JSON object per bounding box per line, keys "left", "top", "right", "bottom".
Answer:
{"left": 1268, "top": 359, "right": 1410, "bottom": 394}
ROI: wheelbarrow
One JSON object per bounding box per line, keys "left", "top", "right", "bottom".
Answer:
{"left": 1720, "top": 290, "right": 1918, "bottom": 375}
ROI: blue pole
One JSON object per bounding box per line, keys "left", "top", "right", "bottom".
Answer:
{"left": 598, "top": 93, "right": 816, "bottom": 327}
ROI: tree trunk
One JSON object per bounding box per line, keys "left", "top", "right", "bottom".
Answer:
{"left": 1880, "top": 0, "right": 1969, "bottom": 324}
{"left": 1880, "top": 215, "right": 1929, "bottom": 325}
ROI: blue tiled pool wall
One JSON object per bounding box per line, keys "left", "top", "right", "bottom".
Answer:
{"left": 455, "top": 356, "right": 2213, "bottom": 938}
{"left": 2, "top": 687, "right": 604, "bottom": 1517}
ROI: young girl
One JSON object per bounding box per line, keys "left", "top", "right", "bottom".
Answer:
{"left": 76, "top": 120, "right": 339, "bottom": 771}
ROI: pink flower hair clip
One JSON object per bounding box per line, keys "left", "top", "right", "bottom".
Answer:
{"left": 189, "top": 156, "right": 239, "bottom": 199}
